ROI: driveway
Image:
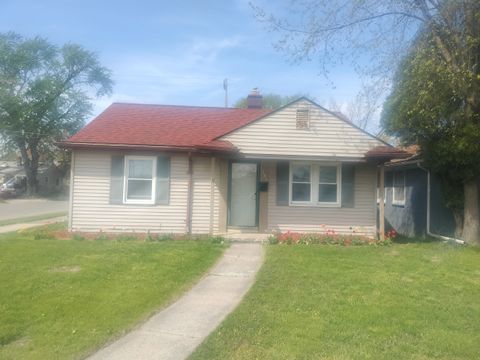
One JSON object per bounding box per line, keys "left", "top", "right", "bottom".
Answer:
{"left": 0, "top": 198, "right": 68, "bottom": 221}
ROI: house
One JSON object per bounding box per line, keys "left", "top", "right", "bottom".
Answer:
{"left": 0, "top": 160, "right": 66, "bottom": 194}
{"left": 61, "top": 91, "right": 407, "bottom": 236}
{"left": 383, "top": 154, "right": 459, "bottom": 240}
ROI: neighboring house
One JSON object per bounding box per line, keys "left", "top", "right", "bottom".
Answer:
{"left": 61, "top": 92, "right": 407, "bottom": 236}
{"left": 0, "top": 161, "right": 66, "bottom": 193}
{"left": 383, "top": 155, "right": 458, "bottom": 239}
{"left": 36, "top": 164, "right": 67, "bottom": 193}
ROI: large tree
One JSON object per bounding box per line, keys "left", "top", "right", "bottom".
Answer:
{"left": 382, "top": 29, "right": 480, "bottom": 242}
{"left": 382, "top": 3, "right": 480, "bottom": 245}
{"left": 253, "top": 0, "right": 480, "bottom": 244}
{"left": 0, "top": 32, "right": 113, "bottom": 194}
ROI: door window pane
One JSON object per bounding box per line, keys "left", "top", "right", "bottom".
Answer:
{"left": 230, "top": 163, "right": 257, "bottom": 226}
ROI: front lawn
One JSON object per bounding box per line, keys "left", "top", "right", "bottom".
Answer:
{"left": 191, "top": 241, "right": 480, "bottom": 359}
{"left": 0, "top": 224, "right": 225, "bottom": 360}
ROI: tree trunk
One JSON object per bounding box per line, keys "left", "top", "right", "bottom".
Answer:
{"left": 19, "top": 145, "right": 39, "bottom": 196}
{"left": 452, "top": 210, "right": 463, "bottom": 239}
{"left": 24, "top": 163, "right": 38, "bottom": 196}
{"left": 463, "top": 179, "right": 480, "bottom": 245}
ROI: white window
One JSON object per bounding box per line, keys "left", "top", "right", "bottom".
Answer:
{"left": 124, "top": 156, "right": 156, "bottom": 204}
{"left": 290, "top": 162, "right": 341, "bottom": 206}
{"left": 291, "top": 164, "right": 311, "bottom": 202}
{"left": 393, "top": 171, "right": 405, "bottom": 206}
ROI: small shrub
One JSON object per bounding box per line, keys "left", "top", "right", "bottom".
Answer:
{"left": 95, "top": 231, "right": 109, "bottom": 241}
{"left": 268, "top": 235, "right": 278, "bottom": 245}
{"left": 72, "top": 233, "right": 85, "bottom": 241}
{"left": 33, "top": 230, "right": 52, "bottom": 240}
{"left": 209, "top": 236, "right": 225, "bottom": 244}
{"left": 115, "top": 234, "right": 138, "bottom": 241}
{"left": 145, "top": 231, "right": 155, "bottom": 242}
{"left": 155, "top": 233, "right": 174, "bottom": 242}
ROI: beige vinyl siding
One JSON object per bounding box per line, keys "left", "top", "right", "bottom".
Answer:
{"left": 191, "top": 157, "right": 221, "bottom": 234}
{"left": 263, "top": 161, "right": 377, "bottom": 236}
{"left": 71, "top": 150, "right": 223, "bottom": 234}
{"left": 222, "top": 99, "right": 383, "bottom": 159}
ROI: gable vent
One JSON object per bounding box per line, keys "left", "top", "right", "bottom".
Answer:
{"left": 296, "top": 109, "right": 310, "bottom": 129}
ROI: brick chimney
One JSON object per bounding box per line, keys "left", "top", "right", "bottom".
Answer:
{"left": 247, "top": 88, "right": 262, "bottom": 109}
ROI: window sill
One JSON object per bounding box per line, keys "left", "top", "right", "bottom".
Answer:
{"left": 392, "top": 201, "right": 405, "bottom": 207}
{"left": 289, "top": 202, "right": 341, "bottom": 208}
{"left": 124, "top": 200, "right": 155, "bottom": 205}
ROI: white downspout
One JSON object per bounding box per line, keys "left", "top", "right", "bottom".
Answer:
{"left": 416, "top": 163, "right": 464, "bottom": 244}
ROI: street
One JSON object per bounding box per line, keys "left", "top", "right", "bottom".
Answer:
{"left": 0, "top": 198, "right": 68, "bottom": 221}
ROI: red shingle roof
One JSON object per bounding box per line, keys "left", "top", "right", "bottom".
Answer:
{"left": 365, "top": 146, "right": 410, "bottom": 160}
{"left": 63, "top": 103, "right": 271, "bottom": 151}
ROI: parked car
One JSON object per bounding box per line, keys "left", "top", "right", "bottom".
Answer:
{"left": 0, "top": 176, "right": 26, "bottom": 198}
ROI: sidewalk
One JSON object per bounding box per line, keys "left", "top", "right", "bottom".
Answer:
{"left": 0, "top": 216, "right": 67, "bottom": 233}
{"left": 87, "top": 243, "right": 264, "bottom": 360}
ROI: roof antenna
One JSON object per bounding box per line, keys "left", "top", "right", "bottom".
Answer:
{"left": 223, "top": 78, "right": 228, "bottom": 108}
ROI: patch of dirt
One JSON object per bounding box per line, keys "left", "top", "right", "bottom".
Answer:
{"left": 49, "top": 265, "right": 81, "bottom": 273}
{"left": 386, "top": 250, "right": 400, "bottom": 256}
{"left": 4, "top": 336, "right": 30, "bottom": 348}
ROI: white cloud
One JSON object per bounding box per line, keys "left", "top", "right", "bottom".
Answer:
{"left": 87, "top": 36, "right": 245, "bottom": 118}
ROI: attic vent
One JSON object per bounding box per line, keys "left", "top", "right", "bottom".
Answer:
{"left": 296, "top": 109, "right": 310, "bottom": 129}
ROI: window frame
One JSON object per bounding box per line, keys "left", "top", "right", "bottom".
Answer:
{"left": 123, "top": 155, "right": 157, "bottom": 205}
{"left": 318, "top": 165, "right": 341, "bottom": 206}
{"left": 289, "top": 162, "right": 341, "bottom": 207}
{"left": 392, "top": 171, "right": 405, "bottom": 206}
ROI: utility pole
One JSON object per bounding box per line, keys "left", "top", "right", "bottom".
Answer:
{"left": 223, "top": 78, "right": 228, "bottom": 108}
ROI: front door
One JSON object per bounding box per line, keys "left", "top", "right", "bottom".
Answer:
{"left": 229, "top": 162, "right": 258, "bottom": 227}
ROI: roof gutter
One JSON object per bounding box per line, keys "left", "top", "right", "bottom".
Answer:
{"left": 416, "top": 162, "right": 465, "bottom": 245}
{"left": 57, "top": 141, "right": 238, "bottom": 154}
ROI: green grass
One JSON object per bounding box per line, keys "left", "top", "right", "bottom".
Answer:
{"left": 191, "top": 241, "right": 480, "bottom": 360}
{"left": 0, "top": 225, "right": 226, "bottom": 360}
{"left": 0, "top": 211, "right": 68, "bottom": 226}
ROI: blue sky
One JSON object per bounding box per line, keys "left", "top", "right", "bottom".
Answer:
{"left": 1, "top": 0, "right": 368, "bottom": 126}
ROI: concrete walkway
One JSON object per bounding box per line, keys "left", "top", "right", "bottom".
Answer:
{"left": 88, "top": 243, "right": 264, "bottom": 360}
{"left": 223, "top": 232, "right": 270, "bottom": 243}
{"left": 0, "top": 216, "right": 67, "bottom": 233}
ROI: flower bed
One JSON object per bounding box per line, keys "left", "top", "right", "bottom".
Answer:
{"left": 268, "top": 229, "right": 395, "bottom": 246}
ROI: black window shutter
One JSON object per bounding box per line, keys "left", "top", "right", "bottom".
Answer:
{"left": 110, "top": 155, "right": 125, "bottom": 204}
{"left": 341, "top": 164, "right": 355, "bottom": 208}
{"left": 276, "top": 161, "right": 289, "bottom": 206}
{"left": 156, "top": 156, "right": 170, "bottom": 205}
